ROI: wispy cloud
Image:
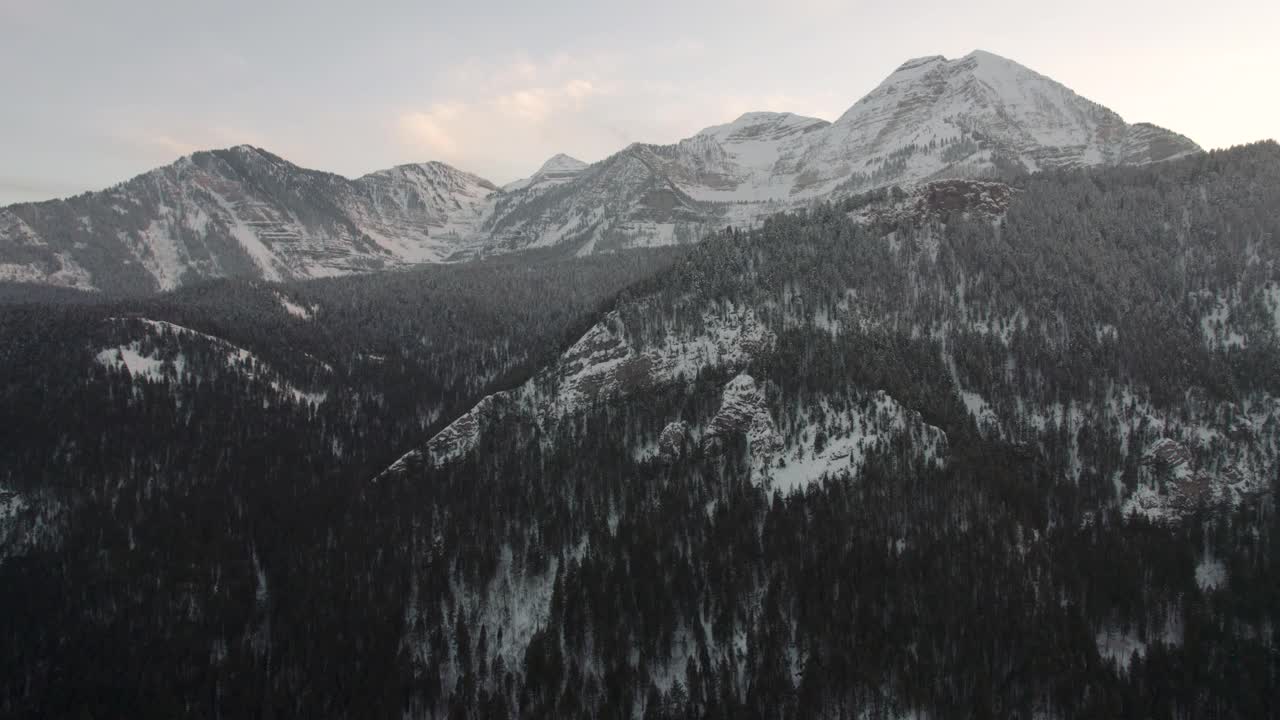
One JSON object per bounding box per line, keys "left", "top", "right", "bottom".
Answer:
{"left": 394, "top": 54, "right": 620, "bottom": 179}
{"left": 113, "top": 125, "right": 272, "bottom": 163}
{"left": 0, "top": 176, "right": 93, "bottom": 204}
{"left": 392, "top": 50, "right": 848, "bottom": 182}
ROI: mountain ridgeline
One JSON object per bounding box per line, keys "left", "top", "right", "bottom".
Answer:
{"left": 2, "top": 142, "right": 1278, "bottom": 717}
{"left": 1, "top": 50, "right": 1200, "bottom": 294}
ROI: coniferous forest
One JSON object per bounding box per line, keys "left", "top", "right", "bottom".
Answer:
{"left": 2, "top": 144, "right": 1279, "bottom": 718}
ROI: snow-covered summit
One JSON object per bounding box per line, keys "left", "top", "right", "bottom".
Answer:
{"left": 535, "top": 153, "right": 588, "bottom": 177}
{"left": 813, "top": 49, "right": 1200, "bottom": 191}
{"left": 359, "top": 160, "right": 498, "bottom": 192}
{"left": 503, "top": 153, "right": 589, "bottom": 191}
{"left": 893, "top": 55, "right": 947, "bottom": 72}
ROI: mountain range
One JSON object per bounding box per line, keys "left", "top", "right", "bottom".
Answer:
{"left": 1, "top": 34, "right": 1278, "bottom": 713}
{"left": 0, "top": 50, "right": 1200, "bottom": 294}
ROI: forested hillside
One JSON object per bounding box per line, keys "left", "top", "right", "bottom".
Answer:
{"left": 0, "top": 247, "right": 680, "bottom": 716}
{"left": 378, "top": 141, "right": 1280, "bottom": 718}
{"left": 2, "top": 144, "right": 1278, "bottom": 718}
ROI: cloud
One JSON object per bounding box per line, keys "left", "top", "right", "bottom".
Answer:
{"left": 715, "top": 91, "right": 848, "bottom": 126}
{"left": 108, "top": 124, "right": 274, "bottom": 165}
{"left": 395, "top": 56, "right": 615, "bottom": 178}
{"left": 398, "top": 103, "right": 467, "bottom": 156}
{"left": 0, "top": 176, "right": 93, "bottom": 204}
{"left": 142, "top": 134, "right": 201, "bottom": 158}
{"left": 392, "top": 50, "right": 852, "bottom": 183}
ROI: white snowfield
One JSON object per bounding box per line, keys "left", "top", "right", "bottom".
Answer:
{"left": 2, "top": 51, "right": 1199, "bottom": 292}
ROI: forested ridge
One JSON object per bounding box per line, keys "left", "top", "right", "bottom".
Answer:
{"left": 2, "top": 143, "right": 1278, "bottom": 718}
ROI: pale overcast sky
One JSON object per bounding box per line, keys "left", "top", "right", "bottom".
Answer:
{"left": 1, "top": 0, "right": 1276, "bottom": 204}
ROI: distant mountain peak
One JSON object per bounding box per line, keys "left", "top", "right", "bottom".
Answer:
{"left": 695, "top": 111, "right": 829, "bottom": 142}
{"left": 823, "top": 49, "right": 1201, "bottom": 179}
{"left": 893, "top": 55, "right": 947, "bottom": 72}
{"left": 540, "top": 153, "right": 586, "bottom": 169}
{"left": 365, "top": 160, "right": 499, "bottom": 191}
{"left": 963, "top": 48, "right": 1006, "bottom": 60}
{"left": 533, "top": 153, "right": 588, "bottom": 179}
{"left": 502, "top": 152, "right": 589, "bottom": 191}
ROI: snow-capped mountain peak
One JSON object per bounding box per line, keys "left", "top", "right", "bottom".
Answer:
{"left": 537, "top": 153, "right": 588, "bottom": 174}
{"left": 820, "top": 49, "right": 1199, "bottom": 187}
{"left": 501, "top": 153, "right": 588, "bottom": 192}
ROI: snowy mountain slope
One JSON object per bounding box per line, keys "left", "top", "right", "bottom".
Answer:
{"left": 379, "top": 302, "right": 775, "bottom": 475}
{"left": 672, "top": 111, "right": 831, "bottom": 203}
{"left": 483, "top": 143, "right": 711, "bottom": 255}
{"left": 349, "top": 161, "right": 498, "bottom": 260}
{"left": 0, "top": 147, "right": 497, "bottom": 293}
{"left": 805, "top": 51, "right": 1200, "bottom": 193}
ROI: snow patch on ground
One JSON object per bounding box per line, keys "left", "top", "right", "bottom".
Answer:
{"left": 960, "top": 390, "right": 1000, "bottom": 436}
{"left": 766, "top": 390, "right": 947, "bottom": 494}
{"left": 1096, "top": 610, "right": 1183, "bottom": 670}
{"left": 0, "top": 488, "right": 27, "bottom": 524}
{"left": 1196, "top": 556, "right": 1227, "bottom": 591}
{"left": 275, "top": 292, "right": 317, "bottom": 320}
{"left": 96, "top": 344, "right": 184, "bottom": 380}
{"left": 1200, "top": 293, "right": 1247, "bottom": 349}
{"left": 1265, "top": 283, "right": 1280, "bottom": 337}
{"left": 1095, "top": 627, "right": 1147, "bottom": 669}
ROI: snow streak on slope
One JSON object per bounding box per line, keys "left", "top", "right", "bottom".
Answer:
{"left": 0, "top": 209, "right": 96, "bottom": 289}
{"left": 275, "top": 291, "right": 317, "bottom": 320}
{"left": 502, "top": 153, "right": 588, "bottom": 192}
